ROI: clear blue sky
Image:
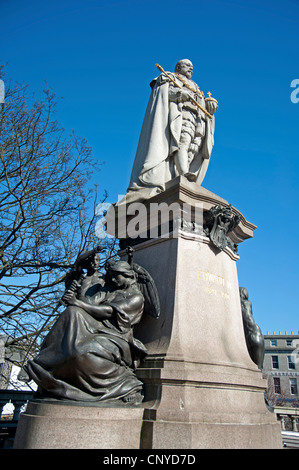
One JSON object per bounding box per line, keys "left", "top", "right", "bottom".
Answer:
{"left": 1, "top": 0, "right": 299, "bottom": 334}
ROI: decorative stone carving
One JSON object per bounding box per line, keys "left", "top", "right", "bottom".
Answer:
{"left": 203, "top": 204, "right": 241, "bottom": 253}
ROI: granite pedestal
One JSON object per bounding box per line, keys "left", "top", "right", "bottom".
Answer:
{"left": 14, "top": 401, "right": 144, "bottom": 449}
{"left": 116, "top": 177, "right": 282, "bottom": 449}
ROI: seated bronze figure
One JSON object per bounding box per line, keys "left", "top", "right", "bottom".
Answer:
{"left": 26, "top": 247, "right": 159, "bottom": 405}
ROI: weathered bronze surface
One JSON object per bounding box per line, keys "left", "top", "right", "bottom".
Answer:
{"left": 204, "top": 204, "right": 240, "bottom": 253}
{"left": 240, "top": 287, "right": 265, "bottom": 369}
{"left": 26, "top": 247, "right": 159, "bottom": 405}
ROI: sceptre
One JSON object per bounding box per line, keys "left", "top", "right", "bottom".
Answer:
{"left": 155, "top": 63, "right": 213, "bottom": 120}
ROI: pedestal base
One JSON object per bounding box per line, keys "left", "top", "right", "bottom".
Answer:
{"left": 13, "top": 401, "right": 144, "bottom": 449}
{"left": 141, "top": 418, "right": 282, "bottom": 449}
{"left": 139, "top": 360, "right": 282, "bottom": 449}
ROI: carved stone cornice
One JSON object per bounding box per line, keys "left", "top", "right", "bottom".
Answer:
{"left": 108, "top": 176, "right": 257, "bottom": 254}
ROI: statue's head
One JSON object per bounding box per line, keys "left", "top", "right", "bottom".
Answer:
{"left": 108, "top": 260, "right": 134, "bottom": 276}
{"left": 75, "top": 248, "right": 101, "bottom": 272}
{"left": 239, "top": 287, "right": 249, "bottom": 300}
{"left": 175, "top": 59, "right": 193, "bottom": 79}
{"left": 106, "top": 260, "right": 135, "bottom": 288}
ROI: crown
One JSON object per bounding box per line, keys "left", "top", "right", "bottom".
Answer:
{"left": 205, "top": 91, "right": 218, "bottom": 105}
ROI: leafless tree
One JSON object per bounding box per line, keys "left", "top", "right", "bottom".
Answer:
{"left": 0, "top": 66, "right": 118, "bottom": 384}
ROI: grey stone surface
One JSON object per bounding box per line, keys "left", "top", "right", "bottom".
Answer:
{"left": 14, "top": 401, "right": 144, "bottom": 449}
{"left": 115, "top": 181, "right": 282, "bottom": 449}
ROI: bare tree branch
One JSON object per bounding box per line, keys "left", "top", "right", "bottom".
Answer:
{"left": 0, "top": 66, "right": 118, "bottom": 382}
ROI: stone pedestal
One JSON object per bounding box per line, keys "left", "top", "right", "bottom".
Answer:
{"left": 14, "top": 177, "right": 282, "bottom": 449}
{"left": 114, "top": 177, "right": 282, "bottom": 449}
{"left": 13, "top": 401, "right": 144, "bottom": 449}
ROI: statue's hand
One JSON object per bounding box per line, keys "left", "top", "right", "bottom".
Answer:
{"left": 169, "top": 88, "right": 191, "bottom": 103}
{"left": 180, "top": 89, "right": 192, "bottom": 102}
{"left": 62, "top": 291, "right": 78, "bottom": 306}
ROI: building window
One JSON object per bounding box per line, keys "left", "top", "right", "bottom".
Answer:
{"left": 271, "top": 340, "right": 277, "bottom": 347}
{"left": 286, "top": 339, "right": 292, "bottom": 347}
{"left": 287, "top": 356, "right": 296, "bottom": 370}
{"left": 290, "top": 378, "right": 298, "bottom": 395}
{"left": 273, "top": 377, "right": 281, "bottom": 394}
{"left": 272, "top": 356, "right": 279, "bottom": 369}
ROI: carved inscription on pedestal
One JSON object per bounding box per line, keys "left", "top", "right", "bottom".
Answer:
{"left": 197, "top": 269, "right": 232, "bottom": 300}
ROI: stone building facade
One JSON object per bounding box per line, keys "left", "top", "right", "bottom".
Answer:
{"left": 262, "top": 332, "right": 299, "bottom": 433}
{"left": 262, "top": 332, "right": 299, "bottom": 404}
